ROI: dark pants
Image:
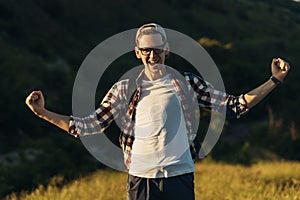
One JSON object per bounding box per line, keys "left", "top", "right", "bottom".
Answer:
{"left": 126, "top": 173, "right": 195, "bottom": 200}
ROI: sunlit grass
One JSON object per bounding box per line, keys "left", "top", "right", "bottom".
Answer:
{"left": 194, "top": 161, "right": 300, "bottom": 200}
{"left": 5, "top": 161, "right": 300, "bottom": 200}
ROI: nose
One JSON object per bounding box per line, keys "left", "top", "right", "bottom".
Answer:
{"left": 149, "top": 49, "right": 156, "bottom": 58}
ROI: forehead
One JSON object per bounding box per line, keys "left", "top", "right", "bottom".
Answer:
{"left": 138, "top": 33, "right": 164, "bottom": 48}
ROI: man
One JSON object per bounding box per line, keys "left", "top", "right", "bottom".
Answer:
{"left": 25, "top": 23, "right": 290, "bottom": 200}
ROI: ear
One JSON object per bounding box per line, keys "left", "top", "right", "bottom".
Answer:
{"left": 164, "top": 43, "right": 170, "bottom": 57}
{"left": 135, "top": 46, "right": 141, "bottom": 59}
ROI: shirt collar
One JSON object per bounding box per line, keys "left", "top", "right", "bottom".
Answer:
{"left": 135, "top": 66, "right": 182, "bottom": 87}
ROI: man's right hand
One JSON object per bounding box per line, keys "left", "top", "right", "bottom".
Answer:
{"left": 25, "top": 90, "right": 71, "bottom": 132}
{"left": 25, "top": 90, "right": 46, "bottom": 117}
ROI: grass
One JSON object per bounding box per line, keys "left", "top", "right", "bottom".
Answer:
{"left": 194, "top": 161, "right": 300, "bottom": 200}
{"left": 5, "top": 161, "right": 300, "bottom": 200}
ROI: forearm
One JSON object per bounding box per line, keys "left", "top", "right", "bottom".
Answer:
{"left": 244, "top": 78, "right": 277, "bottom": 109}
{"left": 244, "top": 57, "right": 290, "bottom": 109}
{"left": 37, "top": 109, "right": 70, "bottom": 132}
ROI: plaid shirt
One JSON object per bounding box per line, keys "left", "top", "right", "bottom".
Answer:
{"left": 68, "top": 67, "right": 248, "bottom": 167}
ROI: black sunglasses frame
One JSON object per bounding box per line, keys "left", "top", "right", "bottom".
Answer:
{"left": 138, "top": 43, "right": 167, "bottom": 56}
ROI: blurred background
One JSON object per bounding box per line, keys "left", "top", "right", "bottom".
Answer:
{"left": 0, "top": 0, "right": 300, "bottom": 197}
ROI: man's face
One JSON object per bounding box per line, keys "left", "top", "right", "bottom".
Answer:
{"left": 135, "top": 33, "right": 169, "bottom": 77}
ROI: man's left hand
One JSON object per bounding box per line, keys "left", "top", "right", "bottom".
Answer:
{"left": 271, "top": 58, "right": 290, "bottom": 82}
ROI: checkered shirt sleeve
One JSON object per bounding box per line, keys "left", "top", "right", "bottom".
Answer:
{"left": 68, "top": 81, "right": 127, "bottom": 137}
{"left": 185, "top": 72, "right": 248, "bottom": 119}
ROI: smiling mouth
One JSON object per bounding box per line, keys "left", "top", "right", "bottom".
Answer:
{"left": 147, "top": 60, "right": 160, "bottom": 66}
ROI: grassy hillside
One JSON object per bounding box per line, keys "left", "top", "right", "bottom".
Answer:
{"left": 1, "top": 0, "right": 300, "bottom": 197}
{"left": 5, "top": 161, "right": 300, "bottom": 200}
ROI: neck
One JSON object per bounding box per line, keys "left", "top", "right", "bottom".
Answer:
{"left": 144, "top": 68, "right": 167, "bottom": 81}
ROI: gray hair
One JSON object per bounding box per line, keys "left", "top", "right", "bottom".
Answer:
{"left": 135, "top": 23, "right": 167, "bottom": 45}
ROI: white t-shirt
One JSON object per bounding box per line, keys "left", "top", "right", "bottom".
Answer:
{"left": 129, "top": 74, "right": 195, "bottom": 178}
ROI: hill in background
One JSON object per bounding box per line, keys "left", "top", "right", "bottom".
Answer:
{"left": 0, "top": 0, "right": 300, "bottom": 197}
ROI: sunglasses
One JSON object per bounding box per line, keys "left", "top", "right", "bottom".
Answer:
{"left": 138, "top": 43, "right": 167, "bottom": 56}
